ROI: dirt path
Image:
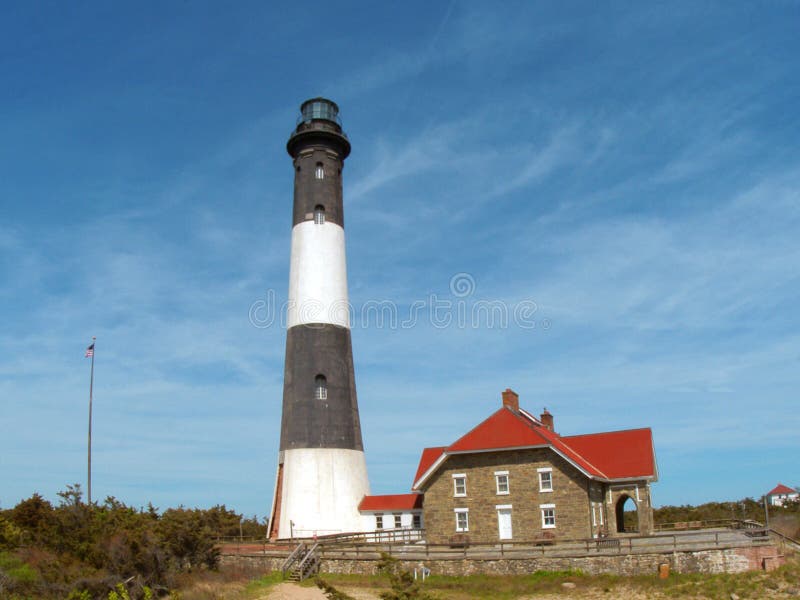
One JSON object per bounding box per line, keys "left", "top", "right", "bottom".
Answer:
{"left": 258, "top": 582, "right": 382, "bottom": 600}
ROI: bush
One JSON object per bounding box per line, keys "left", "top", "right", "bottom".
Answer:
{"left": 3, "top": 485, "right": 232, "bottom": 598}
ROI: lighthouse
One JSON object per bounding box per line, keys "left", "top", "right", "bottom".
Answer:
{"left": 268, "top": 98, "right": 370, "bottom": 539}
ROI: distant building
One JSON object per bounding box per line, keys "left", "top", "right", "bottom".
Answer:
{"left": 396, "top": 389, "right": 657, "bottom": 544}
{"left": 766, "top": 483, "right": 799, "bottom": 507}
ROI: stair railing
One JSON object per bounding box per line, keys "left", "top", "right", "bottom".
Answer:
{"left": 281, "top": 542, "right": 307, "bottom": 577}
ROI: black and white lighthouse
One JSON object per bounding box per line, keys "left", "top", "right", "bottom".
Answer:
{"left": 268, "top": 98, "right": 370, "bottom": 539}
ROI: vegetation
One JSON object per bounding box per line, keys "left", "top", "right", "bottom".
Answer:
{"left": 653, "top": 497, "right": 800, "bottom": 538}
{"left": 0, "top": 484, "right": 265, "bottom": 599}
{"left": 2, "top": 489, "right": 798, "bottom": 599}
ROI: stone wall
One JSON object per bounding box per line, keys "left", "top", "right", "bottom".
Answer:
{"left": 607, "top": 482, "right": 654, "bottom": 535}
{"left": 221, "top": 544, "right": 783, "bottom": 576}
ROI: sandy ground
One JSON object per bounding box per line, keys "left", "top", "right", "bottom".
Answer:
{"left": 259, "top": 582, "right": 381, "bottom": 599}
{"left": 257, "top": 581, "right": 800, "bottom": 599}
{"left": 258, "top": 582, "right": 664, "bottom": 599}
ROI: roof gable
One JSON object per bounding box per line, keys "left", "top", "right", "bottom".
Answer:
{"left": 447, "top": 407, "right": 552, "bottom": 452}
{"left": 414, "top": 446, "right": 446, "bottom": 484}
{"left": 767, "top": 483, "right": 798, "bottom": 496}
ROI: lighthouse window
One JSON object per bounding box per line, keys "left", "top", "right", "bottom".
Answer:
{"left": 314, "top": 375, "right": 327, "bottom": 400}
{"left": 315, "top": 163, "right": 324, "bottom": 179}
{"left": 314, "top": 205, "right": 325, "bottom": 225}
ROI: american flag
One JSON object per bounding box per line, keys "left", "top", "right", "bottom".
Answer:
{"left": 85, "top": 342, "right": 94, "bottom": 358}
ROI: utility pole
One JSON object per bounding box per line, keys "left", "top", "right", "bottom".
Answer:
{"left": 85, "top": 337, "right": 96, "bottom": 505}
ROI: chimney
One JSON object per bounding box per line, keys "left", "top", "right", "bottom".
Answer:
{"left": 540, "top": 408, "right": 554, "bottom": 431}
{"left": 501, "top": 388, "right": 519, "bottom": 413}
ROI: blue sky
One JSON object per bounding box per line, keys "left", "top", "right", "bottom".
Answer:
{"left": 2, "top": 2, "right": 799, "bottom": 519}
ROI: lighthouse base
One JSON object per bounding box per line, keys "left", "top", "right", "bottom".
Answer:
{"left": 270, "top": 447, "right": 370, "bottom": 540}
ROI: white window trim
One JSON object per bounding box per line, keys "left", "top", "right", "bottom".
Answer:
{"left": 454, "top": 508, "right": 469, "bottom": 532}
{"left": 592, "top": 502, "right": 603, "bottom": 527}
{"left": 538, "top": 468, "right": 553, "bottom": 493}
{"left": 495, "top": 471, "right": 510, "bottom": 495}
{"left": 540, "top": 503, "right": 556, "bottom": 529}
{"left": 452, "top": 473, "right": 467, "bottom": 497}
{"left": 495, "top": 504, "right": 512, "bottom": 510}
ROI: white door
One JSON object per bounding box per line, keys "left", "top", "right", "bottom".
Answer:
{"left": 497, "top": 508, "right": 513, "bottom": 540}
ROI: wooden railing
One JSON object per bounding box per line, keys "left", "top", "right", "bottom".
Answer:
{"left": 312, "top": 528, "right": 772, "bottom": 561}
{"left": 281, "top": 542, "right": 307, "bottom": 576}
{"left": 295, "top": 542, "right": 321, "bottom": 580}
{"left": 219, "top": 524, "right": 779, "bottom": 562}
{"left": 654, "top": 518, "right": 763, "bottom": 531}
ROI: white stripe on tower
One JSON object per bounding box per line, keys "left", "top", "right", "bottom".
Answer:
{"left": 287, "top": 220, "right": 349, "bottom": 328}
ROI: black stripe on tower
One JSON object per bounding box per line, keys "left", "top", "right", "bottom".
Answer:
{"left": 279, "top": 323, "right": 363, "bottom": 451}
{"left": 291, "top": 149, "right": 345, "bottom": 228}
{"left": 287, "top": 98, "right": 350, "bottom": 228}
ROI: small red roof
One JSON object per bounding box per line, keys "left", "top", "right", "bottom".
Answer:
{"left": 412, "top": 404, "right": 656, "bottom": 490}
{"left": 767, "top": 483, "right": 798, "bottom": 496}
{"left": 358, "top": 493, "right": 423, "bottom": 512}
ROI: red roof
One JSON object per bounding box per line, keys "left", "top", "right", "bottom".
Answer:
{"left": 358, "top": 493, "right": 423, "bottom": 512}
{"left": 767, "top": 483, "right": 798, "bottom": 496}
{"left": 413, "top": 446, "right": 446, "bottom": 483}
{"left": 563, "top": 429, "right": 655, "bottom": 479}
{"left": 412, "top": 405, "right": 656, "bottom": 489}
{"left": 448, "top": 408, "right": 551, "bottom": 452}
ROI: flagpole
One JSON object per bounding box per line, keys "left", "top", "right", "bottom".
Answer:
{"left": 87, "top": 336, "right": 95, "bottom": 506}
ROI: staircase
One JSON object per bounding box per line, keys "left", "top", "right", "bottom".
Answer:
{"left": 281, "top": 542, "right": 320, "bottom": 581}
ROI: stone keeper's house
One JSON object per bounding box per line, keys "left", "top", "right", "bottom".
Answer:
{"left": 361, "top": 389, "right": 657, "bottom": 544}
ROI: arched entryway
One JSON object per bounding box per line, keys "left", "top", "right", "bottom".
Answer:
{"left": 615, "top": 494, "right": 639, "bottom": 533}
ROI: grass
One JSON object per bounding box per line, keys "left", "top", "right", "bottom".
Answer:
{"left": 243, "top": 572, "right": 285, "bottom": 597}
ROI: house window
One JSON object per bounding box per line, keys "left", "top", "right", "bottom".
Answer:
{"left": 452, "top": 474, "right": 467, "bottom": 497}
{"left": 412, "top": 514, "right": 421, "bottom": 529}
{"left": 454, "top": 508, "right": 469, "bottom": 532}
{"left": 314, "top": 205, "right": 325, "bottom": 225}
{"left": 541, "top": 504, "right": 556, "bottom": 529}
{"left": 315, "top": 163, "right": 324, "bottom": 179}
{"left": 314, "top": 374, "right": 327, "bottom": 400}
{"left": 495, "top": 471, "right": 509, "bottom": 495}
{"left": 394, "top": 513, "right": 402, "bottom": 528}
{"left": 538, "top": 467, "right": 553, "bottom": 492}
{"left": 591, "top": 502, "right": 604, "bottom": 528}
{"left": 375, "top": 514, "right": 383, "bottom": 530}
